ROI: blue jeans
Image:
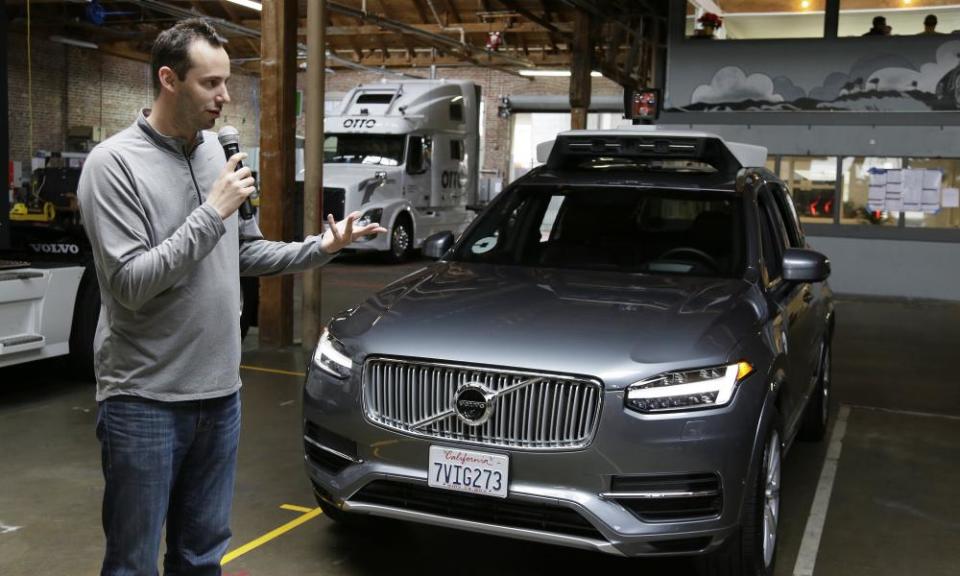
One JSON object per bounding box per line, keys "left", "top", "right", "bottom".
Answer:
{"left": 97, "top": 392, "right": 241, "bottom": 576}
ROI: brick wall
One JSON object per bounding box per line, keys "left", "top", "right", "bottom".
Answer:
{"left": 7, "top": 29, "right": 616, "bottom": 187}
{"left": 6, "top": 33, "right": 260, "bottom": 176}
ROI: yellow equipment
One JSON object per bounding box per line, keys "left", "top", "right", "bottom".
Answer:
{"left": 10, "top": 201, "right": 56, "bottom": 223}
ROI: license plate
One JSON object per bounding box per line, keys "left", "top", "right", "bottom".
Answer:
{"left": 428, "top": 446, "right": 509, "bottom": 499}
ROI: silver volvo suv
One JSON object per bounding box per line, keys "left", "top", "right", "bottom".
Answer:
{"left": 303, "top": 128, "right": 834, "bottom": 575}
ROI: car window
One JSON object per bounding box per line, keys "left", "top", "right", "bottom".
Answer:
{"left": 452, "top": 185, "right": 745, "bottom": 278}
{"left": 769, "top": 183, "right": 804, "bottom": 247}
{"left": 758, "top": 194, "right": 786, "bottom": 282}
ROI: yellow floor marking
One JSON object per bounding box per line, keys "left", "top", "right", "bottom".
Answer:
{"left": 239, "top": 365, "right": 306, "bottom": 378}
{"left": 221, "top": 506, "right": 323, "bottom": 566}
{"left": 280, "top": 504, "right": 314, "bottom": 513}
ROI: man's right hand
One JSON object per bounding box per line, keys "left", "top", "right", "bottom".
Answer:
{"left": 207, "top": 153, "right": 255, "bottom": 220}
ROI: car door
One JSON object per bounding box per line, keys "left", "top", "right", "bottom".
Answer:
{"left": 758, "top": 188, "right": 809, "bottom": 437}
{"left": 769, "top": 183, "right": 824, "bottom": 395}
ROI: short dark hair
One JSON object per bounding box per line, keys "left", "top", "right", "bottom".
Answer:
{"left": 151, "top": 18, "right": 227, "bottom": 97}
{"left": 924, "top": 14, "right": 938, "bottom": 26}
{"left": 872, "top": 15, "right": 886, "bottom": 27}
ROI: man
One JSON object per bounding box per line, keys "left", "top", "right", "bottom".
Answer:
{"left": 863, "top": 15, "right": 890, "bottom": 36}
{"left": 919, "top": 14, "right": 944, "bottom": 35}
{"left": 77, "top": 19, "right": 385, "bottom": 576}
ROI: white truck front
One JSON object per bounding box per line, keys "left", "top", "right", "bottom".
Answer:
{"left": 321, "top": 80, "right": 480, "bottom": 261}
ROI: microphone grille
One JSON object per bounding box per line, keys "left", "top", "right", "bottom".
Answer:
{"left": 218, "top": 125, "right": 240, "bottom": 145}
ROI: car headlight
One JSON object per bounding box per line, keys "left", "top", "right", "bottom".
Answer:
{"left": 625, "top": 361, "right": 754, "bottom": 413}
{"left": 313, "top": 328, "right": 353, "bottom": 379}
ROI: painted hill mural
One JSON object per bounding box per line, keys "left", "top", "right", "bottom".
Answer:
{"left": 669, "top": 40, "right": 960, "bottom": 112}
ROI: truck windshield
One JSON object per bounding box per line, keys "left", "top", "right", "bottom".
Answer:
{"left": 324, "top": 134, "right": 406, "bottom": 166}
{"left": 451, "top": 185, "right": 745, "bottom": 278}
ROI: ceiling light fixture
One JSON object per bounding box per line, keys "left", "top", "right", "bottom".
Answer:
{"left": 519, "top": 70, "right": 603, "bottom": 77}
{"left": 50, "top": 35, "right": 99, "bottom": 50}
{"left": 225, "top": 0, "right": 262, "bottom": 11}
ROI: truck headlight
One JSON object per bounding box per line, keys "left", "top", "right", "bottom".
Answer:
{"left": 354, "top": 208, "right": 383, "bottom": 243}
{"left": 625, "top": 362, "right": 754, "bottom": 413}
{"left": 313, "top": 328, "right": 353, "bottom": 379}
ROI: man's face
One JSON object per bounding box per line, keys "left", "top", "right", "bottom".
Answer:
{"left": 169, "top": 40, "right": 231, "bottom": 134}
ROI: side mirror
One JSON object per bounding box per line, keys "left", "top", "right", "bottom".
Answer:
{"left": 783, "top": 248, "right": 831, "bottom": 283}
{"left": 423, "top": 231, "right": 455, "bottom": 260}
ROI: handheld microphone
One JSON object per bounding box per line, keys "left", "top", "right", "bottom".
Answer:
{"left": 217, "top": 125, "right": 256, "bottom": 220}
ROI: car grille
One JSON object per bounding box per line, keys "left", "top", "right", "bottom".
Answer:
{"left": 351, "top": 480, "right": 605, "bottom": 541}
{"left": 323, "top": 187, "right": 346, "bottom": 222}
{"left": 362, "top": 358, "right": 602, "bottom": 450}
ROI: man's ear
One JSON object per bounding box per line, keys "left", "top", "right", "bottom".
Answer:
{"left": 157, "top": 66, "right": 178, "bottom": 93}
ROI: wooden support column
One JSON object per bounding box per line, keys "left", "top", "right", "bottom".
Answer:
{"left": 569, "top": 9, "right": 592, "bottom": 130}
{"left": 0, "top": 11, "right": 9, "bottom": 251}
{"left": 259, "top": 0, "right": 298, "bottom": 347}
{"left": 302, "top": 0, "right": 325, "bottom": 353}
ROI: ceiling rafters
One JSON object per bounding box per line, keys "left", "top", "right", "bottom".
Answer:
{"left": 13, "top": 0, "right": 668, "bottom": 86}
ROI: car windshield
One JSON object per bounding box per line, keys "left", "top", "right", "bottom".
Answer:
{"left": 324, "top": 134, "right": 406, "bottom": 166}
{"left": 451, "top": 185, "right": 745, "bottom": 277}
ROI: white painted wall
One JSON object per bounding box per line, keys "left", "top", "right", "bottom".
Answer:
{"left": 807, "top": 235, "right": 960, "bottom": 301}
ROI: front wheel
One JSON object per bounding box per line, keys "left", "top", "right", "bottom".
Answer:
{"left": 702, "top": 416, "right": 782, "bottom": 576}
{"left": 386, "top": 216, "right": 413, "bottom": 263}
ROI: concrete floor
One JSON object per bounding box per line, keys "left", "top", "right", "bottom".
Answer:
{"left": 1, "top": 254, "right": 958, "bottom": 575}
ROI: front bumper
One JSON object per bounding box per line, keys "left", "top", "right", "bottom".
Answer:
{"left": 302, "top": 362, "right": 765, "bottom": 557}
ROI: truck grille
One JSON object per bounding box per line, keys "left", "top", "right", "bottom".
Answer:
{"left": 322, "top": 187, "right": 346, "bottom": 221}
{"left": 362, "top": 358, "right": 602, "bottom": 450}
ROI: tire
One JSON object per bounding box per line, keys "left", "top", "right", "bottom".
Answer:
{"left": 798, "top": 340, "right": 831, "bottom": 442}
{"left": 386, "top": 215, "right": 413, "bottom": 263}
{"left": 703, "top": 415, "right": 782, "bottom": 576}
{"left": 68, "top": 265, "right": 100, "bottom": 381}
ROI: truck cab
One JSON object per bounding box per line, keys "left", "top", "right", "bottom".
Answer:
{"left": 321, "top": 79, "right": 481, "bottom": 261}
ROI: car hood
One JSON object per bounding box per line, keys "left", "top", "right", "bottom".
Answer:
{"left": 331, "top": 262, "right": 765, "bottom": 388}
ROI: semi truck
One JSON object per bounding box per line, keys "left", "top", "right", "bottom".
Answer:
{"left": 319, "top": 79, "right": 482, "bottom": 261}
{"left": 1, "top": 162, "right": 99, "bottom": 375}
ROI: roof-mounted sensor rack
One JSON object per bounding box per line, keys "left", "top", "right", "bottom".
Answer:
{"left": 540, "top": 127, "right": 767, "bottom": 175}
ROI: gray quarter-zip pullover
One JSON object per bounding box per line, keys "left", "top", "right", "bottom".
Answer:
{"left": 78, "top": 110, "right": 334, "bottom": 402}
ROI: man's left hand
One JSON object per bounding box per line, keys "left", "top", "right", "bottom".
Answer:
{"left": 322, "top": 211, "right": 388, "bottom": 254}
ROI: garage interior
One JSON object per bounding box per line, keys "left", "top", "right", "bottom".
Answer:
{"left": 1, "top": 1, "right": 959, "bottom": 575}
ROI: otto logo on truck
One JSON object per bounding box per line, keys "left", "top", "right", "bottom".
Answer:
{"left": 30, "top": 243, "right": 80, "bottom": 255}
{"left": 343, "top": 118, "right": 377, "bottom": 129}
{"left": 441, "top": 171, "right": 464, "bottom": 189}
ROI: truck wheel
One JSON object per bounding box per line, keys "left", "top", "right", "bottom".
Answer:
{"left": 68, "top": 266, "right": 100, "bottom": 381}
{"left": 386, "top": 216, "right": 413, "bottom": 263}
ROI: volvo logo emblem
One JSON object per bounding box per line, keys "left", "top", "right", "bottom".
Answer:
{"left": 452, "top": 383, "right": 495, "bottom": 426}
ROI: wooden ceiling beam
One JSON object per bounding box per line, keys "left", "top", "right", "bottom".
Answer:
{"left": 326, "top": 48, "right": 571, "bottom": 68}
{"left": 411, "top": 0, "right": 430, "bottom": 23}
{"left": 444, "top": 0, "right": 462, "bottom": 24}
{"left": 496, "top": 0, "right": 569, "bottom": 37}
{"left": 298, "top": 21, "right": 568, "bottom": 36}
{"left": 217, "top": 0, "right": 261, "bottom": 57}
